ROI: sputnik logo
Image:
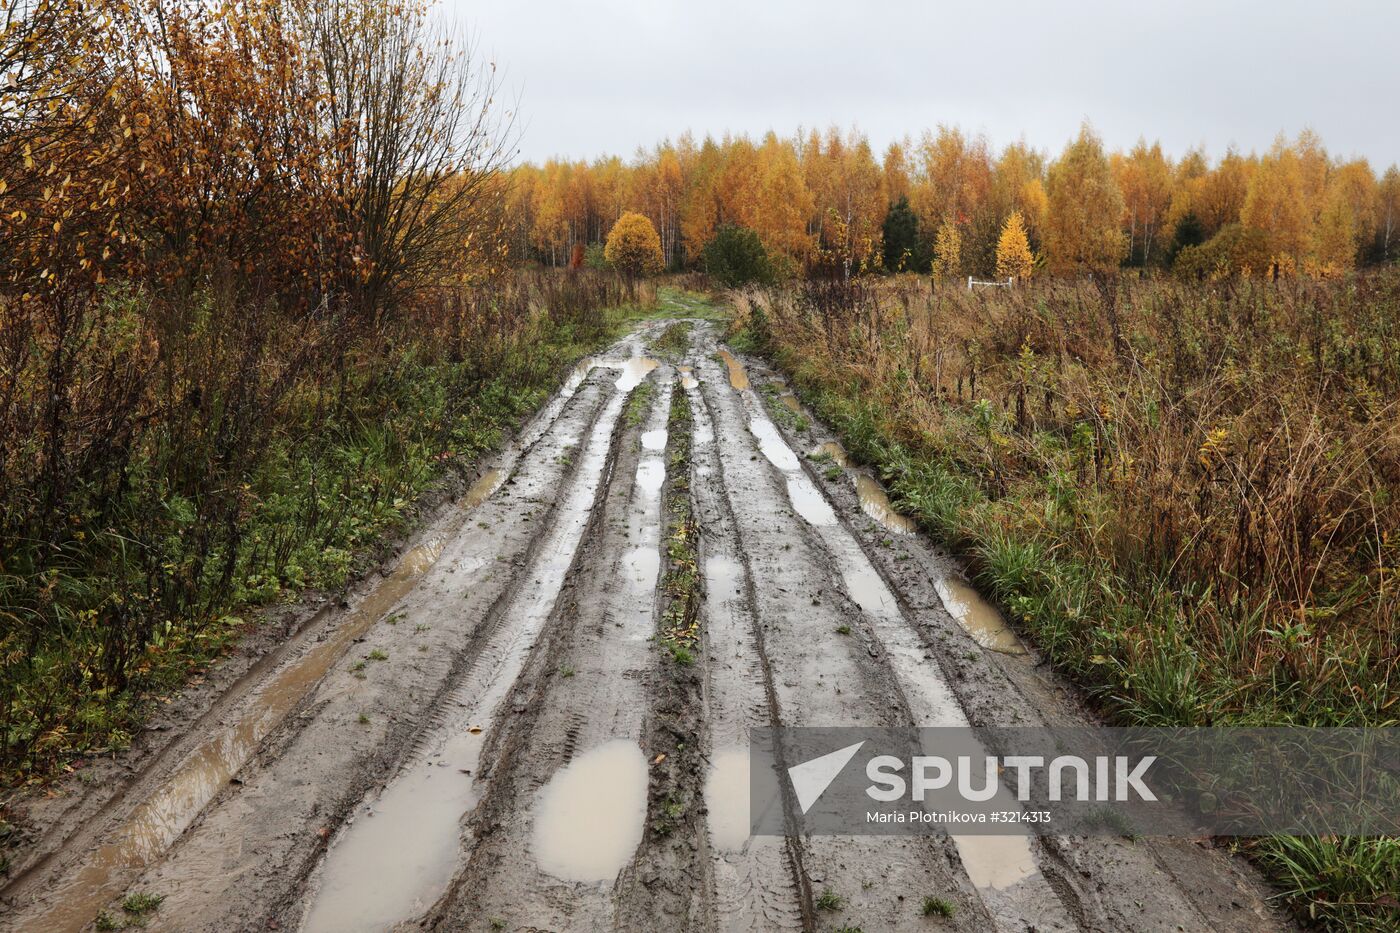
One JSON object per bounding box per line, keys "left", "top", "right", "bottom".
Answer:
{"left": 787, "top": 741, "right": 865, "bottom": 814}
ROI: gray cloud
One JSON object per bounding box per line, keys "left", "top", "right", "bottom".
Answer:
{"left": 444, "top": 0, "right": 1399, "bottom": 167}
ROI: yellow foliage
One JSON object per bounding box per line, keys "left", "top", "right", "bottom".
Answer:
{"left": 604, "top": 211, "right": 664, "bottom": 277}
{"left": 931, "top": 220, "right": 961, "bottom": 280}
{"left": 995, "top": 211, "right": 1034, "bottom": 280}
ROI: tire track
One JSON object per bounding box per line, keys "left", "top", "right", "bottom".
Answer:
{"left": 684, "top": 363, "right": 811, "bottom": 933}
{"left": 693, "top": 332, "right": 997, "bottom": 932}
{"left": 0, "top": 333, "right": 643, "bottom": 933}
{"left": 296, "top": 347, "right": 660, "bottom": 933}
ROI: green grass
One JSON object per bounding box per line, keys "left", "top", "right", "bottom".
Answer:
{"left": 121, "top": 892, "right": 164, "bottom": 916}
{"left": 816, "top": 887, "right": 843, "bottom": 910}
{"left": 625, "top": 381, "right": 656, "bottom": 427}
{"left": 921, "top": 895, "right": 955, "bottom": 918}
{"left": 652, "top": 320, "right": 693, "bottom": 358}
{"left": 655, "top": 285, "right": 732, "bottom": 322}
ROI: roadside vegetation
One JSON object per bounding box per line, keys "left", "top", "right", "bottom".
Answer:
{"left": 730, "top": 273, "right": 1400, "bottom": 929}
{"left": 0, "top": 0, "right": 660, "bottom": 789}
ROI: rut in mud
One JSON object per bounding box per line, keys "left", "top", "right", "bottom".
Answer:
{"left": 0, "top": 315, "right": 1293, "bottom": 933}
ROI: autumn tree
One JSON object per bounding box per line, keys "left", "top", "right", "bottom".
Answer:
{"left": 1113, "top": 139, "right": 1173, "bottom": 266}
{"left": 931, "top": 220, "right": 962, "bottom": 280}
{"left": 995, "top": 211, "right": 1034, "bottom": 280}
{"left": 1241, "top": 136, "right": 1309, "bottom": 274}
{"left": 1378, "top": 166, "right": 1400, "bottom": 261}
{"left": 1045, "top": 124, "right": 1126, "bottom": 275}
{"left": 604, "top": 211, "right": 664, "bottom": 279}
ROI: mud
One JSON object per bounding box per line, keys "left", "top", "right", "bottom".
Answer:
{"left": 1, "top": 317, "right": 1293, "bottom": 933}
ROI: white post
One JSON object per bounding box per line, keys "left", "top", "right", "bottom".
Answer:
{"left": 967, "top": 275, "right": 973, "bottom": 291}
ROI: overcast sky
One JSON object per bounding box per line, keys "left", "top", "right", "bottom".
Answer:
{"left": 443, "top": 0, "right": 1399, "bottom": 169}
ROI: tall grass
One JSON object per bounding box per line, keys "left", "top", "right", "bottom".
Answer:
{"left": 732, "top": 272, "right": 1400, "bottom": 927}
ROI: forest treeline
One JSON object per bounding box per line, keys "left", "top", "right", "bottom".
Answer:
{"left": 509, "top": 125, "right": 1400, "bottom": 280}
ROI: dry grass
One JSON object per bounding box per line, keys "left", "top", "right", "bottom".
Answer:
{"left": 735, "top": 273, "right": 1399, "bottom": 728}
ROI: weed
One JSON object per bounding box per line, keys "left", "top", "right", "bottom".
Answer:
{"left": 357, "top": 713, "right": 370, "bottom": 725}
{"left": 94, "top": 912, "right": 121, "bottom": 931}
{"left": 816, "top": 888, "right": 843, "bottom": 910}
{"left": 836, "top": 624, "right": 852, "bottom": 635}
{"left": 653, "top": 321, "right": 693, "bottom": 357}
{"left": 121, "top": 892, "right": 164, "bottom": 916}
{"left": 921, "top": 895, "right": 955, "bottom": 918}
{"left": 559, "top": 665, "right": 575, "bottom": 678}
{"left": 366, "top": 649, "right": 388, "bottom": 662}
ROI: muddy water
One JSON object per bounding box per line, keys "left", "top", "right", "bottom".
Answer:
{"left": 301, "top": 383, "right": 632, "bottom": 933}
{"left": 613, "top": 354, "right": 660, "bottom": 391}
{"left": 530, "top": 739, "right": 649, "bottom": 882}
{"left": 853, "top": 474, "right": 917, "bottom": 535}
{"left": 770, "top": 379, "right": 802, "bottom": 414}
{"left": 717, "top": 348, "right": 750, "bottom": 390}
{"left": 463, "top": 467, "right": 505, "bottom": 510}
{"left": 935, "top": 576, "right": 1027, "bottom": 656}
{"left": 635, "top": 456, "right": 665, "bottom": 497}
{"left": 810, "top": 440, "right": 850, "bottom": 468}
{"left": 704, "top": 747, "right": 751, "bottom": 853}
{"left": 785, "top": 474, "right": 838, "bottom": 526}
{"left": 29, "top": 539, "right": 448, "bottom": 933}
{"left": 679, "top": 365, "right": 699, "bottom": 391}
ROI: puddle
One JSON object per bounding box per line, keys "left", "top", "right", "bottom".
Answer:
{"left": 956, "top": 833, "right": 1040, "bottom": 890}
{"left": 614, "top": 355, "right": 659, "bottom": 391}
{"left": 303, "top": 389, "right": 629, "bottom": 932}
{"left": 636, "top": 457, "right": 666, "bottom": 497}
{"left": 531, "top": 740, "right": 648, "bottom": 882}
{"left": 750, "top": 417, "right": 800, "bottom": 471}
{"left": 704, "top": 555, "right": 743, "bottom": 602}
{"left": 810, "top": 441, "right": 850, "bottom": 468}
{"left": 786, "top": 474, "right": 837, "bottom": 526}
{"left": 704, "top": 747, "right": 752, "bottom": 853}
{"left": 934, "top": 576, "right": 1027, "bottom": 655}
{"left": 641, "top": 428, "right": 667, "bottom": 451}
{"left": 678, "top": 366, "right": 699, "bottom": 390}
{"left": 31, "top": 537, "right": 450, "bottom": 933}
{"left": 624, "top": 545, "right": 661, "bottom": 589}
{"left": 842, "top": 567, "right": 898, "bottom": 616}
{"left": 463, "top": 468, "right": 505, "bottom": 510}
{"left": 854, "top": 474, "right": 917, "bottom": 535}
{"left": 717, "top": 348, "right": 750, "bottom": 391}
{"left": 768, "top": 379, "right": 802, "bottom": 413}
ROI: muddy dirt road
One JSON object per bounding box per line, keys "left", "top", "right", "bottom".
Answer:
{"left": 1, "top": 313, "right": 1291, "bottom": 932}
